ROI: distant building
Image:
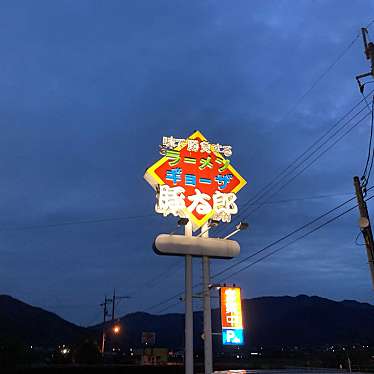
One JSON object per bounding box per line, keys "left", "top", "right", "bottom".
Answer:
{"left": 135, "top": 347, "right": 169, "bottom": 365}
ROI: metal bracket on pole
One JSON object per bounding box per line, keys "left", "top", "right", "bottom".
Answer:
{"left": 355, "top": 27, "right": 374, "bottom": 93}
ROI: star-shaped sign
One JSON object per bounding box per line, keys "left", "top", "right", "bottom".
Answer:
{"left": 144, "top": 130, "right": 246, "bottom": 231}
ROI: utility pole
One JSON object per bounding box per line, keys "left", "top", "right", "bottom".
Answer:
{"left": 353, "top": 176, "right": 374, "bottom": 288}
{"left": 100, "top": 296, "right": 112, "bottom": 354}
{"left": 111, "top": 289, "right": 130, "bottom": 323}
{"left": 112, "top": 289, "right": 116, "bottom": 323}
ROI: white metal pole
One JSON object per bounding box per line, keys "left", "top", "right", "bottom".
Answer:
{"left": 185, "top": 221, "right": 193, "bottom": 374}
{"left": 201, "top": 223, "right": 213, "bottom": 374}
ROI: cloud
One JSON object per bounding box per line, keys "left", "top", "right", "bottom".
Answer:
{"left": 0, "top": 0, "right": 373, "bottom": 323}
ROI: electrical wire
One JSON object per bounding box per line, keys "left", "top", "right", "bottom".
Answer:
{"left": 155, "top": 300, "right": 183, "bottom": 314}
{"left": 216, "top": 194, "right": 374, "bottom": 282}
{"left": 361, "top": 80, "right": 374, "bottom": 90}
{"left": 0, "top": 213, "right": 156, "bottom": 232}
{"left": 137, "top": 23, "right": 374, "bottom": 313}
{"left": 137, "top": 99, "right": 372, "bottom": 311}
{"left": 366, "top": 19, "right": 374, "bottom": 30}
{"left": 141, "top": 188, "right": 374, "bottom": 314}
{"left": 220, "top": 108, "right": 371, "bottom": 238}
{"left": 213, "top": 189, "right": 372, "bottom": 280}
{"left": 127, "top": 258, "right": 183, "bottom": 297}
{"left": 143, "top": 281, "right": 203, "bottom": 313}
{"left": 246, "top": 101, "right": 369, "bottom": 212}
{"left": 355, "top": 231, "right": 365, "bottom": 246}
{"left": 278, "top": 31, "right": 361, "bottom": 123}
{"left": 249, "top": 192, "right": 353, "bottom": 205}
{"left": 361, "top": 94, "right": 374, "bottom": 184}
{"left": 211, "top": 90, "right": 374, "bottom": 238}
{"left": 83, "top": 309, "right": 106, "bottom": 328}
{"left": 127, "top": 192, "right": 355, "bottom": 304}
{"left": 41, "top": 303, "right": 99, "bottom": 309}
{"left": 363, "top": 95, "right": 374, "bottom": 188}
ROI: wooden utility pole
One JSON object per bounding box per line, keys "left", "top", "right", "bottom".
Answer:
{"left": 353, "top": 176, "right": 374, "bottom": 288}
{"left": 100, "top": 296, "right": 111, "bottom": 354}
{"left": 111, "top": 289, "right": 116, "bottom": 323}
{"left": 111, "top": 289, "right": 130, "bottom": 323}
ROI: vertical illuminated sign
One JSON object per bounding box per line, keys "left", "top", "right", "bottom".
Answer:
{"left": 220, "top": 287, "right": 244, "bottom": 345}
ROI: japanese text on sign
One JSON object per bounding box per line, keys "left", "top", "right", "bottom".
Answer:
{"left": 144, "top": 131, "right": 246, "bottom": 231}
{"left": 220, "top": 287, "right": 244, "bottom": 346}
{"left": 161, "top": 136, "right": 233, "bottom": 157}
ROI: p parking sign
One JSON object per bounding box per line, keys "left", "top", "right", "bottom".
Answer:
{"left": 222, "top": 328, "right": 244, "bottom": 345}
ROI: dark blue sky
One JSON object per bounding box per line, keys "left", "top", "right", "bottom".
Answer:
{"left": 0, "top": 0, "right": 374, "bottom": 325}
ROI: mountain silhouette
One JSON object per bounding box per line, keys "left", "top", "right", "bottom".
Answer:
{"left": 2, "top": 294, "right": 374, "bottom": 349}
{"left": 0, "top": 295, "right": 86, "bottom": 346}
{"left": 96, "top": 295, "right": 374, "bottom": 350}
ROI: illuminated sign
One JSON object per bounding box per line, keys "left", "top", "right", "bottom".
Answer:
{"left": 222, "top": 328, "right": 244, "bottom": 345}
{"left": 220, "top": 287, "right": 244, "bottom": 346}
{"left": 161, "top": 136, "right": 233, "bottom": 157}
{"left": 144, "top": 131, "right": 246, "bottom": 231}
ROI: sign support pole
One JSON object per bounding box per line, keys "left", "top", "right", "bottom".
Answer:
{"left": 185, "top": 221, "right": 193, "bottom": 374}
{"left": 201, "top": 223, "right": 213, "bottom": 374}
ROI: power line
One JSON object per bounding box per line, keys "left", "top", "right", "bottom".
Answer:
{"left": 139, "top": 94, "right": 374, "bottom": 309}
{"left": 220, "top": 108, "right": 371, "bottom": 238}
{"left": 143, "top": 281, "right": 203, "bottom": 313}
{"left": 0, "top": 213, "right": 156, "bottom": 232}
{"left": 129, "top": 192, "right": 356, "bottom": 302}
{"left": 252, "top": 192, "right": 353, "bottom": 205}
{"left": 41, "top": 303, "right": 98, "bottom": 309}
{"left": 154, "top": 300, "right": 183, "bottom": 314}
{"left": 142, "top": 188, "right": 374, "bottom": 314}
{"left": 211, "top": 90, "right": 373, "bottom": 239}
{"left": 141, "top": 106, "right": 372, "bottom": 311}
{"left": 241, "top": 100, "right": 370, "bottom": 215}
{"left": 83, "top": 309, "right": 106, "bottom": 328}
{"left": 139, "top": 23, "right": 374, "bottom": 314}
{"left": 133, "top": 192, "right": 354, "bottom": 308}
{"left": 362, "top": 94, "right": 374, "bottom": 183}
{"left": 279, "top": 18, "right": 374, "bottom": 122}
{"left": 279, "top": 34, "right": 360, "bottom": 123}
{"left": 217, "top": 193, "right": 374, "bottom": 282}
{"left": 136, "top": 23, "right": 374, "bottom": 311}
{"left": 355, "top": 230, "right": 366, "bottom": 247}
{"left": 366, "top": 19, "right": 374, "bottom": 30}
{"left": 127, "top": 258, "right": 183, "bottom": 297}
{"left": 213, "top": 190, "right": 371, "bottom": 280}
{"left": 363, "top": 95, "right": 374, "bottom": 187}
{"left": 244, "top": 110, "right": 369, "bottom": 211}
{"left": 148, "top": 195, "right": 371, "bottom": 314}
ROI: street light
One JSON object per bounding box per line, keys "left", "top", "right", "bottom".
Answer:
{"left": 113, "top": 324, "right": 121, "bottom": 335}
{"left": 197, "top": 219, "right": 220, "bottom": 237}
{"left": 223, "top": 222, "right": 249, "bottom": 240}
